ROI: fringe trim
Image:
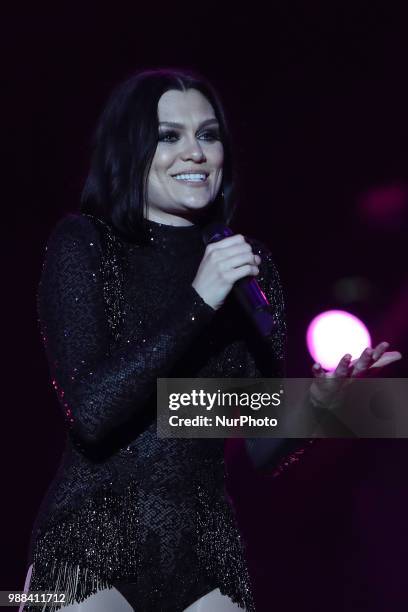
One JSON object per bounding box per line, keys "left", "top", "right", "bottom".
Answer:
{"left": 24, "top": 466, "right": 256, "bottom": 611}
{"left": 23, "top": 479, "right": 142, "bottom": 611}
{"left": 24, "top": 560, "right": 114, "bottom": 612}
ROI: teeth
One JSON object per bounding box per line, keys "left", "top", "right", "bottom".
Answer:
{"left": 173, "top": 173, "right": 207, "bottom": 181}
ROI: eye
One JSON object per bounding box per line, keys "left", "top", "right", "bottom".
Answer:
{"left": 199, "top": 129, "right": 220, "bottom": 141}
{"left": 158, "top": 130, "right": 178, "bottom": 142}
{"left": 158, "top": 129, "right": 221, "bottom": 143}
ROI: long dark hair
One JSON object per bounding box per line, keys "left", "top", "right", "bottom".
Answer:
{"left": 80, "top": 68, "right": 237, "bottom": 243}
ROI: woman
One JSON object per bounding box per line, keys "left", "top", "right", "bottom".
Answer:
{"left": 20, "top": 68, "right": 399, "bottom": 612}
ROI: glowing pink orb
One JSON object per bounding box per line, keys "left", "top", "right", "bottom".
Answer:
{"left": 306, "top": 310, "right": 371, "bottom": 371}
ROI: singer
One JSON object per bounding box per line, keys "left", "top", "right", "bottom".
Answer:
{"left": 20, "top": 68, "right": 399, "bottom": 612}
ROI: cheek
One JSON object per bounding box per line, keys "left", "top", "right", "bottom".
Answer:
{"left": 151, "top": 148, "right": 176, "bottom": 174}
{"left": 210, "top": 144, "right": 224, "bottom": 168}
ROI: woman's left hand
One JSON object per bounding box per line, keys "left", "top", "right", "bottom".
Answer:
{"left": 309, "top": 341, "right": 402, "bottom": 407}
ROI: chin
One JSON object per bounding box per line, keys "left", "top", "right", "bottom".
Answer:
{"left": 185, "top": 202, "right": 212, "bottom": 213}
{"left": 181, "top": 199, "right": 213, "bottom": 212}
{"left": 189, "top": 201, "right": 218, "bottom": 220}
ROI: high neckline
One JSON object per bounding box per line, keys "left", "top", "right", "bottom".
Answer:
{"left": 143, "top": 217, "right": 205, "bottom": 254}
{"left": 144, "top": 217, "right": 201, "bottom": 231}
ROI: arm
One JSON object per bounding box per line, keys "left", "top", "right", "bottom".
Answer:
{"left": 37, "top": 214, "right": 216, "bottom": 451}
{"left": 242, "top": 238, "right": 314, "bottom": 472}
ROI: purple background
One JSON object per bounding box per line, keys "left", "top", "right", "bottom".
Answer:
{"left": 3, "top": 3, "right": 407, "bottom": 610}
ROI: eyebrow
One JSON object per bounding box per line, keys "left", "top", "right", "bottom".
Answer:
{"left": 158, "top": 119, "right": 219, "bottom": 129}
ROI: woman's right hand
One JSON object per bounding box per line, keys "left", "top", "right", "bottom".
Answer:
{"left": 191, "top": 234, "right": 261, "bottom": 311}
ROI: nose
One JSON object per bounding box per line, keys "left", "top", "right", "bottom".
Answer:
{"left": 180, "top": 136, "right": 206, "bottom": 162}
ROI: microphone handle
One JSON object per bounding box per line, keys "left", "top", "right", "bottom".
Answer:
{"left": 233, "top": 276, "right": 276, "bottom": 338}
{"left": 202, "top": 223, "right": 276, "bottom": 338}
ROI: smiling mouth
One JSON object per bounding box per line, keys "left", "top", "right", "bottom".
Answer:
{"left": 172, "top": 178, "right": 208, "bottom": 185}
{"left": 171, "top": 172, "right": 209, "bottom": 183}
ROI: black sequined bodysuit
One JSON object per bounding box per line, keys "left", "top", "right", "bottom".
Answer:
{"left": 24, "top": 212, "right": 291, "bottom": 612}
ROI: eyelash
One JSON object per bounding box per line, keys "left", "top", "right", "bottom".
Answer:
{"left": 158, "top": 130, "right": 220, "bottom": 143}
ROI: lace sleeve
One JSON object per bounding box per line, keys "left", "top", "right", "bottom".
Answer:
{"left": 242, "top": 239, "right": 315, "bottom": 473}
{"left": 37, "top": 214, "right": 216, "bottom": 452}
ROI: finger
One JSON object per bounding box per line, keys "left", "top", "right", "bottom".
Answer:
{"left": 350, "top": 347, "right": 375, "bottom": 377}
{"left": 209, "top": 234, "right": 247, "bottom": 250}
{"left": 372, "top": 341, "right": 390, "bottom": 361}
{"left": 226, "top": 263, "right": 260, "bottom": 283}
{"left": 333, "top": 354, "right": 353, "bottom": 377}
{"left": 370, "top": 351, "right": 402, "bottom": 369}
{"left": 220, "top": 251, "right": 260, "bottom": 270}
{"left": 312, "top": 363, "right": 326, "bottom": 378}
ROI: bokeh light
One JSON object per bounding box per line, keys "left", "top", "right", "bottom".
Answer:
{"left": 306, "top": 309, "right": 372, "bottom": 371}
{"left": 357, "top": 182, "right": 407, "bottom": 228}
{"left": 332, "top": 276, "right": 374, "bottom": 304}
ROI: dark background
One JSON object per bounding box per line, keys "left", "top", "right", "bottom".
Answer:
{"left": 3, "top": 2, "right": 407, "bottom": 610}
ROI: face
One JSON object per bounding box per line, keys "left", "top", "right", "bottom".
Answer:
{"left": 145, "top": 88, "right": 224, "bottom": 225}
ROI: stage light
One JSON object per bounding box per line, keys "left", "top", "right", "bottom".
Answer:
{"left": 306, "top": 309, "right": 371, "bottom": 371}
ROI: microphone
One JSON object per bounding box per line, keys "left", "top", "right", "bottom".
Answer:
{"left": 202, "top": 222, "right": 276, "bottom": 338}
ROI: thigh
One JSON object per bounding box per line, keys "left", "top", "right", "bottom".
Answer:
{"left": 58, "top": 586, "right": 133, "bottom": 611}
{"left": 19, "top": 564, "right": 133, "bottom": 612}
{"left": 183, "top": 587, "right": 246, "bottom": 612}
{"left": 18, "top": 564, "right": 33, "bottom": 612}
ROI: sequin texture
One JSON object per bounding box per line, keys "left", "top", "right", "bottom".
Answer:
{"left": 25, "top": 213, "right": 307, "bottom": 611}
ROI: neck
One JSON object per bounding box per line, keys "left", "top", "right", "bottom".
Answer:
{"left": 145, "top": 208, "right": 197, "bottom": 227}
